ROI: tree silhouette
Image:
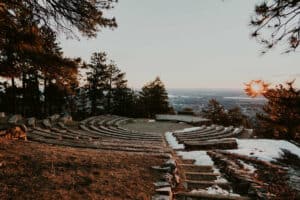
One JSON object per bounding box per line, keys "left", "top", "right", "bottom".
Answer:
{"left": 86, "top": 52, "right": 110, "bottom": 115}
{"left": 139, "top": 77, "right": 172, "bottom": 118}
{"left": 202, "top": 99, "right": 249, "bottom": 127}
{"left": 202, "top": 99, "right": 228, "bottom": 125}
{"left": 2, "top": 0, "right": 117, "bottom": 38}
{"left": 257, "top": 81, "right": 300, "bottom": 140}
{"left": 251, "top": 0, "right": 300, "bottom": 53}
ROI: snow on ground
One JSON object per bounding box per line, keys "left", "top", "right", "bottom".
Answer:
{"left": 148, "top": 119, "right": 155, "bottom": 123}
{"left": 165, "top": 132, "right": 184, "bottom": 149}
{"left": 229, "top": 139, "right": 300, "bottom": 162}
{"left": 177, "top": 151, "right": 214, "bottom": 166}
{"left": 238, "top": 160, "right": 256, "bottom": 173}
{"left": 191, "top": 185, "right": 240, "bottom": 197}
{"left": 173, "top": 126, "right": 203, "bottom": 133}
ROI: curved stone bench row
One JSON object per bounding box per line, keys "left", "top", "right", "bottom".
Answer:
{"left": 173, "top": 125, "right": 218, "bottom": 136}
{"left": 28, "top": 129, "right": 166, "bottom": 153}
{"left": 28, "top": 132, "right": 166, "bottom": 154}
{"left": 175, "top": 126, "right": 227, "bottom": 138}
{"left": 27, "top": 115, "right": 167, "bottom": 153}
{"left": 31, "top": 117, "right": 163, "bottom": 145}
{"left": 81, "top": 116, "right": 163, "bottom": 141}
{"left": 177, "top": 128, "right": 244, "bottom": 143}
{"left": 176, "top": 126, "right": 234, "bottom": 140}
{"left": 80, "top": 123, "right": 162, "bottom": 142}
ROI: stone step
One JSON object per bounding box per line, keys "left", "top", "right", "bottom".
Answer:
{"left": 152, "top": 194, "right": 171, "bottom": 200}
{"left": 184, "top": 180, "right": 231, "bottom": 190}
{"left": 179, "top": 164, "right": 213, "bottom": 173}
{"left": 181, "top": 159, "right": 196, "bottom": 164}
{"left": 185, "top": 172, "right": 220, "bottom": 181}
{"left": 184, "top": 139, "right": 238, "bottom": 150}
{"left": 175, "top": 192, "right": 250, "bottom": 200}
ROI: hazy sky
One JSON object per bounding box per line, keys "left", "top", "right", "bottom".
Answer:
{"left": 59, "top": 0, "right": 300, "bottom": 89}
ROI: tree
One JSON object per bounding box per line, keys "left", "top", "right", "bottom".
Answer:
{"left": 139, "top": 77, "right": 172, "bottom": 118}
{"left": 105, "top": 62, "right": 126, "bottom": 113}
{"left": 227, "top": 107, "right": 250, "bottom": 127}
{"left": 257, "top": 81, "right": 300, "bottom": 140}
{"left": 202, "top": 99, "right": 250, "bottom": 127}
{"left": 251, "top": 0, "right": 300, "bottom": 53}
{"left": 202, "top": 99, "right": 228, "bottom": 125}
{"left": 86, "top": 52, "right": 110, "bottom": 115}
{"left": 1, "top": 0, "right": 117, "bottom": 38}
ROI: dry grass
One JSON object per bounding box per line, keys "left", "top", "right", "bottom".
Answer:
{"left": 121, "top": 121, "right": 192, "bottom": 134}
{"left": 0, "top": 140, "right": 164, "bottom": 200}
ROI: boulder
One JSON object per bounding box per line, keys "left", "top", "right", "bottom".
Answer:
{"left": 155, "top": 187, "right": 172, "bottom": 198}
{"left": 8, "top": 114, "right": 22, "bottom": 124}
{"left": 2, "top": 126, "right": 27, "bottom": 141}
{"left": 27, "top": 117, "right": 36, "bottom": 127}
{"left": 152, "top": 166, "right": 172, "bottom": 173}
{"left": 49, "top": 114, "right": 60, "bottom": 122}
{"left": 57, "top": 122, "right": 66, "bottom": 129}
{"left": 153, "top": 181, "right": 171, "bottom": 188}
{"left": 20, "top": 124, "right": 28, "bottom": 132}
{"left": 0, "top": 112, "right": 5, "bottom": 118}
{"left": 59, "top": 115, "right": 72, "bottom": 124}
{"left": 42, "top": 119, "right": 52, "bottom": 128}
{"left": 152, "top": 195, "right": 170, "bottom": 200}
{"left": 163, "top": 159, "right": 177, "bottom": 171}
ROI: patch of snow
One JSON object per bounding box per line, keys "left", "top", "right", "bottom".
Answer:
{"left": 174, "top": 126, "right": 203, "bottom": 133}
{"left": 215, "top": 176, "right": 228, "bottom": 183}
{"left": 238, "top": 160, "right": 256, "bottom": 173}
{"left": 165, "top": 132, "right": 184, "bottom": 149}
{"left": 191, "top": 185, "right": 240, "bottom": 197}
{"left": 148, "top": 119, "right": 155, "bottom": 123}
{"left": 177, "top": 151, "right": 214, "bottom": 166}
{"left": 229, "top": 139, "right": 300, "bottom": 162}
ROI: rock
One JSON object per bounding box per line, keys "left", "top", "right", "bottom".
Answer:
{"left": 20, "top": 124, "right": 28, "bottom": 132}
{"left": 174, "top": 174, "right": 180, "bottom": 184}
{"left": 57, "top": 122, "right": 66, "bottom": 129}
{"left": 152, "top": 166, "right": 172, "bottom": 173}
{"left": 59, "top": 114, "right": 72, "bottom": 124}
{"left": 0, "top": 112, "right": 5, "bottom": 118}
{"left": 153, "top": 181, "right": 171, "bottom": 188}
{"left": 8, "top": 114, "right": 22, "bottom": 124}
{"left": 27, "top": 117, "right": 36, "bottom": 127}
{"left": 163, "top": 159, "right": 177, "bottom": 172}
{"left": 155, "top": 187, "right": 172, "bottom": 198}
{"left": 162, "top": 173, "right": 173, "bottom": 183}
{"left": 42, "top": 119, "right": 52, "bottom": 128}
{"left": 49, "top": 114, "right": 60, "bottom": 122}
{"left": 2, "top": 126, "right": 27, "bottom": 141}
{"left": 151, "top": 195, "right": 170, "bottom": 200}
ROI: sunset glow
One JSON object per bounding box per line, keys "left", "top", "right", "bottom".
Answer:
{"left": 244, "top": 80, "right": 269, "bottom": 97}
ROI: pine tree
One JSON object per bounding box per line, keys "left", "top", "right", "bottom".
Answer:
{"left": 202, "top": 99, "right": 228, "bottom": 125}
{"left": 86, "top": 52, "right": 110, "bottom": 115}
{"left": 257, "top": 81, "right": 300, "bottom": 140}
{"left": 139, "top": 77, "right": 172, "bottom": 118}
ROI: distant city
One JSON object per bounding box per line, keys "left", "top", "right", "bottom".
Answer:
{"left": 167, "top": 89, "right": 266, "bottom": 118}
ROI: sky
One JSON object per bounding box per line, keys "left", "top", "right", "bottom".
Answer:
{"left": 59, "top": 0, "right": 300, "bottom": 89}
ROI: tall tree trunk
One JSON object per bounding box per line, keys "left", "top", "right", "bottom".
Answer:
{"left": 11, "top": 76, "right": 16, "bottom": 114}
{"left": 44, "top": 76, "right": 48, "bottom": 117}
{"left": 33, "top": 71, "right": 39, "bottom": 117}
{"left": 21, "top": 71, "right": 26, "bottom": 116}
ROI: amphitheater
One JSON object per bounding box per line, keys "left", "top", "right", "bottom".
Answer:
{"left": 1, "top": 114, "right": 299, "bottom": 200}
